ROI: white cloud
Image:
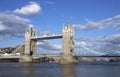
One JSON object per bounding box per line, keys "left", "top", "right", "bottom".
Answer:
{"left": 14, "top": 2, "right": 42, "bottom": 16}
{"left": 72, "top": 14, "right": 120, "bottom": 55}
{"left": 37, "top": 40, "right": 62, "bottom": 50}
{"left": 73, "top": 15, "right": 120, "bottom": 31}
{"left": 0, "top": 22, "right": 7, "bottom": 31}
{"left": 75, "top": 33, "right": 120, "bottom": 55}
{"left": 97, "top": 34, "right": 120, "bottom": 44}
{"left": 44, "top": 1, "right": 56, "bottom": 4}
{"left": 37, "top": 40, "right": 62, "bottom": 55}
{"left": 0, "top": 13, "right": 30, "bottom": 40}
{"left": 28, "top": 24, "right": 34, "bottom": 28}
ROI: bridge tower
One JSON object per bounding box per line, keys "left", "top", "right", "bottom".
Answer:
{"left": 24, "top": 27, "right": 37, "bottom": 55}
{"left": 60, "top": 22, "right": 77, "bottom": 64}
{"left": 19, "top": 27, "right": 37, "bottom": 63}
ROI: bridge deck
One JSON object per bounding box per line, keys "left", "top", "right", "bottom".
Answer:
{"left": 0, "top": 56, "right": 20, "bottom": 59}
{"left": 74, "top": 56, "right": 120, "bottom": 57}
{"left": 0, "top": 55, "right": 120, "bottom": 60}
{"left": 30, "top": 34, "right": 62, "bottom": 40}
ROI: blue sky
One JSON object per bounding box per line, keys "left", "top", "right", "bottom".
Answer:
{"left": 0, "top": 0, "right": 120, "bottom": 55}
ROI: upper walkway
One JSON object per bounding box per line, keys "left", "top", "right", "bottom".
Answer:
{"left": 30, "top": 34, "right": 62, "bottom": 40}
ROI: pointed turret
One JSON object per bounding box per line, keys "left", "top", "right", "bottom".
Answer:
{"left": 67, "top": 22, "right": 71, "bottom": 27}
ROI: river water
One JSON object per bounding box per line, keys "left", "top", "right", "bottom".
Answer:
{"left": 0, "top": 62, "right": 120, "bottom": 77}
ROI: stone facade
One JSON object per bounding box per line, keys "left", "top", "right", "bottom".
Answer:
{"left": 20, "top": 27, "right": 37, "bottom": 63}
{"left": 24, "top": 27, "right": 37, "bottom": 55}
{"left": 60, "top": 22, "right": 77, "bottom": 64}
{"left": 19, "top": 55, "right": 33, "bottom": 63}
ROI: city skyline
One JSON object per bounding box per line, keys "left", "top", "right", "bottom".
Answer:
{"left": 0, "top": 0, "right": 120, "bottom": 54}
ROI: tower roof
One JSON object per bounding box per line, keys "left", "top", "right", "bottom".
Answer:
{"left": 67, "top": 22, "right": 71, "bottom": 27}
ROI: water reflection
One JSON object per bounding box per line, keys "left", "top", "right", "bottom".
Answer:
{"left": 1, "top": 62, "right": 120, "bottom": 77}
{"left": 61, "top": 64, "right": 76, "bottom": 77}
{"left": 21, "top": 63, "right": 36, "bottom": 77}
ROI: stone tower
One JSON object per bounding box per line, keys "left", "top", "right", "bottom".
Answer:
{"left": 19, "top": 27, "right": 37, "bottom": 63}
{"left": 60, "top": 22, "right": 75, "bottom": 64}
{"left": 24, "top": 27, "right": 37, "bottom": 55}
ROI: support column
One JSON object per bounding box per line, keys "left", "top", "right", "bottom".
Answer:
{"left": 31, "top": 40, "right": 37, "bottom": 55}
{"left": 60, "top": 22, "right": 78, "bottom": 64}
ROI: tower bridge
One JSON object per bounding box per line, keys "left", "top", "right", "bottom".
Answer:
{"left": 6, "top": 22, "right": 120, "bottom": 63}
{"left": 0, "top": 22, "right": 120, "bottom": 63}
{"left": 19, "top": 22, "right": 77, "bottom": 64}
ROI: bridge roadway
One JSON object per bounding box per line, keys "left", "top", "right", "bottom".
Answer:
{"left": 74, "top": 56, "right": 120, "bottom": 57}
{"left": 30, "top": 34, "right": 62, "bottom": 40}
{"left": 0, "top": 56, "right": 41, "bottom": 59}
{"left": 0, "top": 55, "right": 59, "bottom": 59}
{"left": 0, "top": 55, "right": 120, "bottom": 59}
{"left": 0, "top": 56, "right": 20, "bottom": 59}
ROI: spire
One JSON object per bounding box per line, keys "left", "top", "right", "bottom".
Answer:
{"left": 67, "top": 22, "right": 71, "bottom": 27}
{"left": 62, "top": 24, "right": 64, "bottom": 28}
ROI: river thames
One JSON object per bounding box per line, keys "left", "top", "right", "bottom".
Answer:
{"left": 0, "top": 62, "right": 120, "bottom": 77}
